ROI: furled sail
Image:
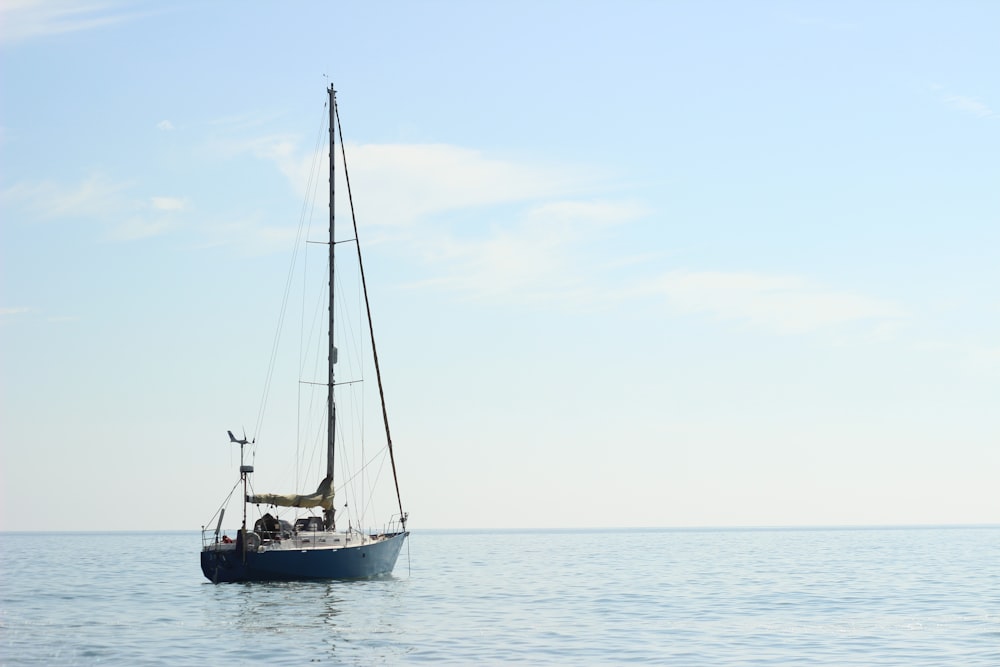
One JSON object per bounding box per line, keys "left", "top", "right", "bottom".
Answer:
{"left": 248, "top": 475, "right": 334, "bottom": 510}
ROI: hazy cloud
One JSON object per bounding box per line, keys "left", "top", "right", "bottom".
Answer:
{"left": 151, "top": 196, "right": 186, "bottom": 211}
{"left": 217, "top": 135, "right": 624, "bottom": 265}
{"left": 195, "top": 215, "right": 300, "bottom": 257}
{"left": 1, "top": 174, "right": 129, "bottom": 220}
{"left": 409, "top": 199, "right": 646, "bottom": 304}
{"left": 964, "top": 344, "right": 1000, "bottom": 373}
{"left": 157, "top": 120, "right": 175, "bottom": 131}
{"left": 0, "top": 0, "right": 143, "bottom": 45}
{"left": 257, "top": 140, "right": 603, "bottom": 228}
{"left": 2, "top": 174, "right": 182, "bottom": 241}
{"left": 944, "top": 94, "right": 994, "bottom": 118}
{"left": 913, "top": 340, "right": 1000, "bottom": 376}
{"left": 107, "top": 216, "right": 175, "bottom": 241}
{"left": 647, "top": 270, "right": 904, "bottom": 335}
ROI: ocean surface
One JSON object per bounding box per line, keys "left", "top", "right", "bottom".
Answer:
{"left": 0, "top": 527, "right": 997, "bottom": 665}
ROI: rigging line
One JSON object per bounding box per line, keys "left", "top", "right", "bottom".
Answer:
{"left": 335, "top": 102, "right": 407, "bottom": 527}
{"left": 204, "top": 477, "right": 243, "bottom": 528}
{"left": 298, "top": 106, "right": 327, "bottom": 491}
{"left": 333, "top": 252, "right": 366, "bottom": 493}
{"left": 357, "top": 240, "right": 367, "bottom": 524}
{"left": 300, "top": 379, "right": 362, "bottom": 387}
{"left": 330, "top": 244, "right": 367, "bottom": 519}
{"left": 296, "top": 271, "right": 328, "bottom": 489}
{"left": 297, "top": 245, "right": 327, "bottom": 490}
{"left": 336, "top": 383, "right": 361, "bottom": 523}
{"left": 254, "top": 98, "right": 330, "bottom": 450}
{"left": 294, "top": 313, "right": 327, "bottom": 491}
{"left": 338, "top": 445, "right": 391, "bottom": 489}
{"left": 298, "top": 397, "right": 323, "bottom": 489}
{"left": 295, "top": 159, "right": 328, "bottom": 496}
{"left": 358, "top": 450, "right": 388, "bottom": 527}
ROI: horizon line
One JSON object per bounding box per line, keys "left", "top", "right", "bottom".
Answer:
{"left": 2, "top": 522, "right": 998, "bottom": 536}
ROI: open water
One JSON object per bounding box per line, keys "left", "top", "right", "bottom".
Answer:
{"left": 0, "top": 527, "right": 997, "bottom": 665}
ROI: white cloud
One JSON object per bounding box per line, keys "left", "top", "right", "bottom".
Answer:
{"left": 1, "top": 174, "right": 128, "bottom": 219}
{"left": 2, "top": 174, "right": 184, "bottom": 241}
{"left": 645, "top": 270, "right": 904, "bottom": 335}
{"left": 944, "top": 95, "right": 994, "bottom": 118}
{"left": 413, "top": 227, "right": 579, "bottom": 301}
{"left": 408, "top": 199, "right": 646, "bottom": 304}
{"left": 525, "top": 199, "right": 646, "bottom": 228}
{"left": 246, "top": 136, "right": 902, "bottom": 335}
{"left": 344, "top": 144, "right": 594, "bottom": 225}
{"left": 0, "top": 0, "right": 144, "bottom": 45}
{"left": 0, "top": 307, "right": 31, "bottom": 317}
{"left": 106, "top": 216, "right": 175, "bottom": 241}
{"left": 208, "top": 111, "right": 284, "bottom": 133}
{"left": 157, "top": 120, "right": 175, "bottom": 131}
{"left": 193, "top": 214, "right": 301, "bottom": 257}
{"left": 255, "top": 140, "right": 602, "bottom": 228}
{"left": 913, "top": 340, "right": 1000, "bottom": 376}
{"left": 188, "top": 131, "right": 631, "bottom": 263}
{"left": 964, "top": 344, "right": 1000, "bottom": 373}
{"left": 151, "top": 196, "right": 186, "bottom": 211}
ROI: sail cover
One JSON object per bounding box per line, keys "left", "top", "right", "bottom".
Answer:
{"left": 248, "top": 475, "right": 334, "bottom": 510}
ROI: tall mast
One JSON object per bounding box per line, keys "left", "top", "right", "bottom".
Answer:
{"left": 334, "top": 99, "right": 407, "bottom": 531}
{"left": 325, "top": 84, "right": 337, "bottom": 530}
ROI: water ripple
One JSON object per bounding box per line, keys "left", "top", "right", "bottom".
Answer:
{"left": 0, "top": 528, "right": 997, "bottom": 665}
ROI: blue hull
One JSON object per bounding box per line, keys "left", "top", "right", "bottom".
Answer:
{"left": 201, "top": 532, "right": 407, "bottom": 583}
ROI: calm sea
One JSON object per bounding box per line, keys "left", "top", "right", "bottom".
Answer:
{"left": 0, "top": 527, "right": 997, "bottom": 665}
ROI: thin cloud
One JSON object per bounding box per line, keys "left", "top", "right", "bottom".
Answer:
{"left": 646, "top": 270, "right": 904, "bottom": 335}
{"left": 107, "top": 216, "right": 176, "bottom": 241}
{"left": 2, "top": 174, "right": 183, "bottom": 241}
{"left": 1, "top": 174, "right": 128, "bottom": 219}
{"left": 526, "top": 199, "right": 646, "bottom": 228}
{"left": 408, "top": 199, "right": 646, "bottom": 304}
{"left": 261, "top": 140, "right": 604, "bottom": 227}
{"left": 157, "top": 120, "right": 175, "bottom": 131}
{"left": 194, "top": 214, "right": 301, "bottom": 257}
{"left": 944, "top": 95, "right": 994, "bottom": 118}
{"left": 412, "top": 226, "right": 580, "bottom": 301}
{"left": 963, "top": 344, "right": 1000, "bottom": 373}
{"left": 187, "top": 131, "right": 631, "bottom": 265}
{"left": 208, "top": 111, "right": 287, "bottom": 133}
{"left": 913, "top": 340, "right": 1000, "bottom": 376}
{"left": 151, "top": 196, "right": 186, "bottom": 211}
{"left": 344, "top": 144, "right": 596, "bottom": 225}
{"left": 931, "top": 84, "right": 996, "bottom": 118}
{"left": 219, "top": 135, "right": 621, "bottom": 263}
{"left": 0, "top": 307, "right": 31, "bottom": 317}
{"left": 0, "top": 0, "right": 146, "bottom": 46}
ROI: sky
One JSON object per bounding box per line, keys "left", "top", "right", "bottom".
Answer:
{"left": 1, "top": 1, "right": 998, "bottom": 532}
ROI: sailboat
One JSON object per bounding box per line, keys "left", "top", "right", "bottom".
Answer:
{"left": 200, "top": 85, "right": 409, "bottom": 583}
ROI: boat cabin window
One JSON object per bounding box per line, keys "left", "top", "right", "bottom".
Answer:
{"left": 294, "top": 517, "right": 324, "bottom": 532}
{"left": 254, "top": 513, "right": 284, "bottom": 539}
